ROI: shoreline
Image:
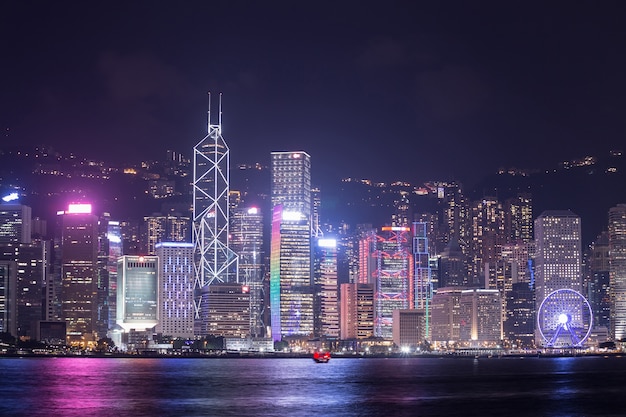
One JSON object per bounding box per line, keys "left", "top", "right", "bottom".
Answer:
{"left": 1, "top": 351, "right": 622, "bottom": 359}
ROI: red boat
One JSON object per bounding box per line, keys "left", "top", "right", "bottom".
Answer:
{"left": 313, "top": 351, "right": 331, "bottom": 363}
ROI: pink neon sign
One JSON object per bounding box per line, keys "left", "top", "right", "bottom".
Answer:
{"left": 67, "top": 204, "right": 92, "bottom": 214}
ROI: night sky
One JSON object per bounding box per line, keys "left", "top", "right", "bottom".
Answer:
{"left": 3, "top": 2, "right": 626, "bottom": 186}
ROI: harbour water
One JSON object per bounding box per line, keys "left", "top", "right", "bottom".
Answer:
{"left": 1, "top": 355, "right": 625, "bottom": 416}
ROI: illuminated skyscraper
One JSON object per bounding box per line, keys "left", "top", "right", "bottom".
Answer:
{"left": 534, "top": 210, "right": 583, "bottom": 344}
{"left": 413, "top": 222, "right": 432, "bottom": 339}
{"left": 588, "top": 232, "right": 610, "bottom": 331}
{"left": 372, "top": 226, "right": 412, "bottom": 339}
{"left": 459, "top": 288, "right": 502, "bottom": 346}
{"left": 116, "top": 255, "right": 159, "bottom": 333}
{"left": 469, "top": 197, "right": 505, "bottom": 287}
{"left": 0, "top": 261, "right": 16, "bottom": 336}
{"left": 609, "top": 204, "right": 626, "bottom": 340}
{"left": 504, "top": 193, "right": 533, "bottom": 243}
{"left": 314, "top": 238, "right": 339, "bottom": 338}
{"left": 339, "top": 283, "right": 374, "bottom": 340}
{"left": 193, "top": 95, "right": 238, "bottom": 335}
{"left": 230, "top": 207, "right": 264, "bottom": 336}
{"left": 0, "top": 203, "right": 31, "bottom": 244}
{"left": 143, "top": 213, "right": 190, "bottom": 255}
{"left": 0, "top": 242, "right": 50, "bottom": 339}
{"left": 155, "top": 243, "right": 194, "bottom": 338}
{"left": 270, "top": 151, "right": 313, "bottom": 340}
{"left": 58, "top": 204, "right": 99, "bottom": 346}
{"left": 105, "top": 220, "right": 122, "bottom": 330}
{"left": 204, "top": 283, "right": 250, "bottom": 337}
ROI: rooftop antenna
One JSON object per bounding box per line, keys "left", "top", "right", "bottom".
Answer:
{"left": 218, "top": 92, "right": 223, "bottom": 128}
{"left": 207, "top": 91, "right": 212, "bottom": 132}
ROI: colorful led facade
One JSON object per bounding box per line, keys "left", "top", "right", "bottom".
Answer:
{"left": 155, "top": 242, "right": 194, "bottom": 338}
{"left": 373, "top": 226, "right": 413, "bottom": 339}
{"left": 193, "top": 95, "right": 238, "bottom": 335}
{"left": 270, "top": 151, "right": 313, "bottom": 341}
{"left": 270, "top": 205, "right": 313, "bottom": 340}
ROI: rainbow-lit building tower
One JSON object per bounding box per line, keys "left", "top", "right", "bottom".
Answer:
{"left": 270, "top": 151, "right": 313, "bottom": 341}
{"left": 192, "top": 94, "right": 239, "bottom": 335}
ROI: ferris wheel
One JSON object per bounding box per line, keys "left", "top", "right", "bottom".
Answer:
{"left": 537, "top": 288, "right": 593, "bottom": 348}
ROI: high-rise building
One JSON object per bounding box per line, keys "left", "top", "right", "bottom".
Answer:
{"left": 413, "top": 221, "right": 432, "bottom": 339}
{"left": 430, "top": 287, "right": 464, "bottom": 347}
{"left": 339, "top": 283, "right": 374, "bottom": 340}
{"left": 270, "top": 151, "right": 311, "bottom": 218}
{"left": 372, "top": 226, "right": 412, "bottom": 339}
{"left": 313, "top": 238, "right": 339, "bottom": 338}
{"left": 116, "top": 255, "right": 159, "bottom": 333}
{"left": 459, "top": 288, "right": 502, "bottom": 347}
{"left": 143, "top": 213, "right": 190, "bottom": 255}
{"left": 58, "top": 203, "right": 100, "bottom": 346}
{"left": 105, "top": 220, "right": 122, "bottom": 330}
{"left": 270, "top": 151, "right": 313, "bottom": 341}
{"left": 587, "top": 232, "right": 610, "bottom": 331}
{"left": 505, "top": 281, "right": 535, "bottom": 348}
{"left": 230, "top": 207, "right": 264, "bottom": 337}
{"left": 469, "top": 197, "right": 505, "bottom": 288}
{"left": 438, "top": 238, "right": 468, "bottom": 287}
{"left": 0, "top": 260, "right": 16, "bottom": 336}
{"left": 193, "top": 97, "right": 239, "bottom": 336}
{"left": 609, "top": 204, "right": 626, "bottom": 341}
{"left": 0, "top": 242, "right": 50, "bottom": 339}
{"left": 392, "top": 309, "right": 425, "bottom": 349}
{"left": 504, "top": 193, "right": 533, "bottom": 243}
{"left": 0, "top": 203, "right": 31, "bottom": 244}
{"left": 270, "top": 206, "right": 314, "bottom": 340}
{"left": 155, "top": 243, "right": 195, "bottom": 338}
{"left": 204, "top": 283, "right": 250, "bottom": 337}
{"left": 534, "top": 210, "right": 583, "bottom": 345}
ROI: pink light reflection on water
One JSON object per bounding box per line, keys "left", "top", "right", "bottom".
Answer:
{"left": 33, "top": 358, "right": 161, "bottom": 417}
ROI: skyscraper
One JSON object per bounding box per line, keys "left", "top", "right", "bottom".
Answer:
{"left": 609, "top": 204, "right": 626, "bottom": 340}
{"left": 313, "top": 238, "right": 339, "bottom": 338}
{"left": 116, "top": 255, "right": 159, "bottom": 334}
{"left": 143, "top": 213, "right": 190, "bottom": 255}
{"left": 372, "top": 226, "right": 412, "bottom": 339}
{"left": 59, "top": 203, "right": 99, "bottom": 346}
{"left": 0, "top": 261, "right": 16, "bottom": 336}
{"left": 339, "top": 283, "right": 374, "bottom": 340}
{"left": 0, "top": 203, "right": 31, "bottom": 244}
{"left": 155, "top": 242, "right": 195, "bottom": 338}
{"left": 230, "top": 206, "right": 264, "bottom": 336}
{"left": 534, "top": 210, "right": 583, "bottom": 345}
{"left": 270, "top": 151, "right": 313, "bottom": 341}
{"left": 193, "top": 95, "right": 238, "bottom": 336}
{"left": 413, "top": 222, "right": 432, "bottom": 339}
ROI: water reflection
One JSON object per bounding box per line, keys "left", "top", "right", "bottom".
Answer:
{"left": 1, "top": 357, "right": 626, "bottom": 417}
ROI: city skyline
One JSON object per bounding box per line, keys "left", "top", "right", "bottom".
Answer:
{"left": 3, "top": 2, "right": 626, "bottom": 187}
